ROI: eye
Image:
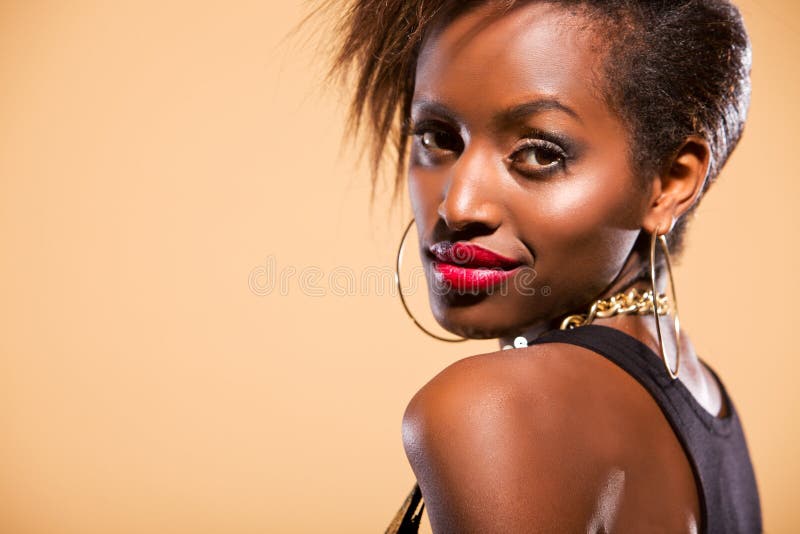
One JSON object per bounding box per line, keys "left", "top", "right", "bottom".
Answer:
{"left": 410, "top": 120, "right": 464, "bottom": 161}
{"left": 519, "top": 145, "right": 561, "bottom": 166}
{"left": 417, "top": 130, "right": 461, "bottom": 152}
{"left": 510, "top": 139, "right": 567, "bottom": 175}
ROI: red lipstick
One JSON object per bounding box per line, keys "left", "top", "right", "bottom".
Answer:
{"left": 429, "top": 241, "right": 522, "bottom": 293}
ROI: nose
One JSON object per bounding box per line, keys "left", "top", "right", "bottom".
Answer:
{"left": 437, "top": 140, "right": 504, "bottom": 232}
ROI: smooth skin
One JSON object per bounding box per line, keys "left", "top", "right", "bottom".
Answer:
{"left": 402, "top": 3, "right": 726, "bottom": 533}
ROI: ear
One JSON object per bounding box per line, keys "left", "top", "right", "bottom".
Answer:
{"left": 641, "top": 136, "right": 711, "bottom": 236}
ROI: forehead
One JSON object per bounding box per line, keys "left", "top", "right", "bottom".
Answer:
{"left": 414, "top": 2, "right": 607, "bottom": 118}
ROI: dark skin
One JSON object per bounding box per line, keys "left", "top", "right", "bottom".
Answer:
{"left": 402, "top": 3, "right": 727, "bottom": 532}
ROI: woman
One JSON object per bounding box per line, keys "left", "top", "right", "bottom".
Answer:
{"left": 322, "top": 0, "right": 761, "bottom": 532}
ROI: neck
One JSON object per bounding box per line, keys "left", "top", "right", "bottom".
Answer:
{"left": 497, "top": 245, "right": 657, "bottom": 349}
{"left": 495, "top": 251, "right": 697, "bottom": 380}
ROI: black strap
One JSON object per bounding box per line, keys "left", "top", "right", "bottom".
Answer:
{"left": 384, "top": 482, "right": 424, "bottom": 534}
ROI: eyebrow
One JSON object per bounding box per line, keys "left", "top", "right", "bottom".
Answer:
{"left": 410, "top": 100, "right": 466, "bottom": 125}
{"left": 410, "top": 97, "right": 582, "bottom": 130}
{"left": 493, "top": 99, "right": 582, "bottom": 128}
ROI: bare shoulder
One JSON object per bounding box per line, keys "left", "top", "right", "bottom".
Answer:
{"left": 401, "top": 342, "right": 701, "bottom": 533}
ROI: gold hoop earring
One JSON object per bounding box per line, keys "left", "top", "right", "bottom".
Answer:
{"left": 395, "top": 218, "right": 467, "bottom": 343}
{"left": 650, "top": 225, "right": 681, "bottom": 380}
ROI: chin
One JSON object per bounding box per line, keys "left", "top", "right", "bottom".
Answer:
{"left": 429, "top": 294, "right": 533, "bottom": 340}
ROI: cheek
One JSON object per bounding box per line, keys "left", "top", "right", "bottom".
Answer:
{"left": 537, "top": 177, "right": 636, "bottom": 232}
{"left": 407, "top": 166, "right": 442, "bottom": 228}
{"left": 519, "top": 168, "right": 644, "bottom": 285}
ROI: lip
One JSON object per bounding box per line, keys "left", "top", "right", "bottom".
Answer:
{"left": 432, "top": 262, "right": 521, "bottom": 292}
{"left": 429, "top": 241, "right": 522, "bottom": 269}
{"left": 429, "top": 241, "right": 523, "bottom": 293}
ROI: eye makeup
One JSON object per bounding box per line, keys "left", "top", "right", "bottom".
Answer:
{"left": 505, "top": 126, "right": 584, "bottom": 178}
{"left": 408, "top": 117, "right": 585, "bottom": 178}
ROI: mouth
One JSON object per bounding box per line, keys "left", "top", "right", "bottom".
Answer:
{"left": 428, "top": 241, "right": 523, "bottom": 293}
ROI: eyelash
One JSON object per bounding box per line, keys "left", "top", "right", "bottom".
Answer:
{"left": 409, "top": 123, "right": 570, "bottom": 178}
{"left": 508, "top": 139, "right": 567, "bottom": 176}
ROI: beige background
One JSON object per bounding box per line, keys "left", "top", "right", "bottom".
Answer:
{"left": 0, "top": 1, "right": 796, "bottom": 532}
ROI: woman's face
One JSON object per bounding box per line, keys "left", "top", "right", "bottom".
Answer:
{"left": 409, "top": 2, "right": 653, "bottom": 339}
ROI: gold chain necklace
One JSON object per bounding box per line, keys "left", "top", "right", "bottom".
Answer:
{"left": 503, "top": 288, "right": 671, "bottom": 350}
{"left": 559, "top": 287, "right": 671, "bottom": 330}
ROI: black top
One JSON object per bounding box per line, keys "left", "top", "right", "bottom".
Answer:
{"left": 528, "top": 324, "right": 763, "bottom": 534}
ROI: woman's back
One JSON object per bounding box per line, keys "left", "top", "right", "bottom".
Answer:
{"left": 401, "top": 324, "right": 761, "bottom": 533}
